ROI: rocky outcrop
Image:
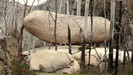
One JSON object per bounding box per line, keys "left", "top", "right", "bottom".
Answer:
{"left": 22, "top": 46, "right": 132, "bottom": 74}
{"left": 24, "top": 50, "right": 80, "bottom": 74}
{"left": 23, "top": 10, "right": 110, "bottom": 44}
{"left": 0, "top": 36, "right": 18, "bottom": 74}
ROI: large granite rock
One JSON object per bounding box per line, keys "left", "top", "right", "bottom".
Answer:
{"left": 73, "top": 48, "right": 132, "bottom": 66}
{"left": 23, "top": 49, "right": 80, "bottom": 74}
{"left": 22, "top": 46, "right": 132, "bottom": 74}
{"left": 23, "top": 10, "right": 110, "bottom": 44}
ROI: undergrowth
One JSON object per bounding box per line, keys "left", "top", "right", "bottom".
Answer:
{"left": 11, "top": 57, "right": 36, "bottom": 75}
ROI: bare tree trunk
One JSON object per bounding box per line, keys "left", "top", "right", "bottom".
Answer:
{"left": 71, "top": 0, "right": 77, "bottom": 15}
{"left": 76, "top": 0, "right": 81, "bottom": 16}
{"left": 108, "top": 0, "right": 115, "bottom": 74}
{"left": 18, "top": 0, "right": 28, "bottom": 61}
{"left": 81, "top": 0, "right": 90, "bottom": 69}
{"left": 104, "top": 0, "right": 107, "bottom": 21}
{"left": 114, "top": 0, "right": 122, "bottom": 75}
{"left": 103, "top": 0, "right": 107, "bottom": 72}
{"left": 4, "top": 0, "right": 8, "bottom": 35}
{"left": 59, "top": 0, "right": 63, "bottom": 13}
{"left": 66, "top": 0, "right": 72, "bottom": 54}
{"left": 88, "top": 0, "right": 93, "bottom": 65}
{"left": 37, "top": 0, "right": 40, "bottom": 9}
{"left": 28, "top": 0, "right": 35, "bottom": 13}
{"left": 54, "top": 0, "right": 58, "bottom": 51}
{"left": 131, "top": 51, "right": 133, "bottom": 62}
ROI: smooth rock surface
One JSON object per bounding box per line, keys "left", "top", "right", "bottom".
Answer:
{"left": 23, "top": 10, "right": 110, "bottom": 44}
{"left": 23, "top": 47, "right": 132, "bottom": 67}
{"left": 73, "top": 48, "right": 132, "bottom": 66}
{"left": 24, "top": 49, "right": 80, "bottom": 74}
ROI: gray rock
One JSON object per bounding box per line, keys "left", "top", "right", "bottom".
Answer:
{"left": 0, "top": 36, "right": 18, "bottom": 74}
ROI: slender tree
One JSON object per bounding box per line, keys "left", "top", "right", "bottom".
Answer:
{"left": 54, "top": 0, "right": 58, "bottom": 51}
{"left": 103, "top": 0, "right": 107, "bottom": 39}
{"left": 71, "top": 0, "right": 77, "bottom": 15}
{"left": 108, "top": 0, "right": 115, "bottom": 74}
{"left": 77, "top": 0, "right": 81, "bottom": 16}
{"left": 59, "top": 0, "right": 63, "bottom": 13}
{"left": 66, "top": 0, "right": 72, "bottom": 54}
{"left": 132, "top": 51, "right": 133, "bottom": 62}
{"left": 114, "top": 0, "right": 122, "bottom": 74}
{"left": 28, "top": 0, "right": 35, "bottom": 13}
{"left": 4, "top": 0, "right": 8, "bottom": 35}
{"left": 81, "top": 0, "right": 90, "bottom": 68}
{"left": 89, "top": 0, "right": 93, "bottom": 65}
{"left": 103, "top": 0, "right": 107, "bottom": 72}
{"left": 18, "top": 0, "right": 28, "bottom": 61}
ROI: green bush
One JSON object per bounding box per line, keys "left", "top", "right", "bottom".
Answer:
{"left": 11, "top": 58, "right": 36, "bottom": 75}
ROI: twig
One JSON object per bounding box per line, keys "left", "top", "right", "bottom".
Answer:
{"left": 28, "top": 0, "right": 35, "bottom": 13}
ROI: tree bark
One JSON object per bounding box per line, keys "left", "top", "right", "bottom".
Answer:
{"left": 108, "top": 0, "right": 115, "bottom": 74}
{"left": 81, "top": 0, "right": 90, "bottom": 68}
{"left": 114, "top": 1, "right": 122, "bottom": 74}
{"left": 66, "top": 0, "right": 72, "bottom": 54}
{"left": 54, "top": 0, "right": 58, "bottom": 51}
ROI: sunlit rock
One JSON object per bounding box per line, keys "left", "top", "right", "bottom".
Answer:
{"left": 23, "top": 49, "right": 80, "bottom": 74}
{"left": 23, "top": 10, "right": 110, "bottom": 44}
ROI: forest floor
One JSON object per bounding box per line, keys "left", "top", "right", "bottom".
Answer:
{"left": 117, "top": 61, "right": 133, "bottom": 75}
{"left": 36, "top": 61, "right": 133, "bottom": 75}
{"left": 36, "top": 73, "right": 85, "bottom": 75}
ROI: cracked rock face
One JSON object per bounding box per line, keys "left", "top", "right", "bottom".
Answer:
{"left": 23, "top": 50, "right": 80, "bottom": 74}
{"left": 23, "top": 10, "right": 110, "bottom": 44}
{"left": 0, "top": 36, "right": 18, "bottom": 74}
